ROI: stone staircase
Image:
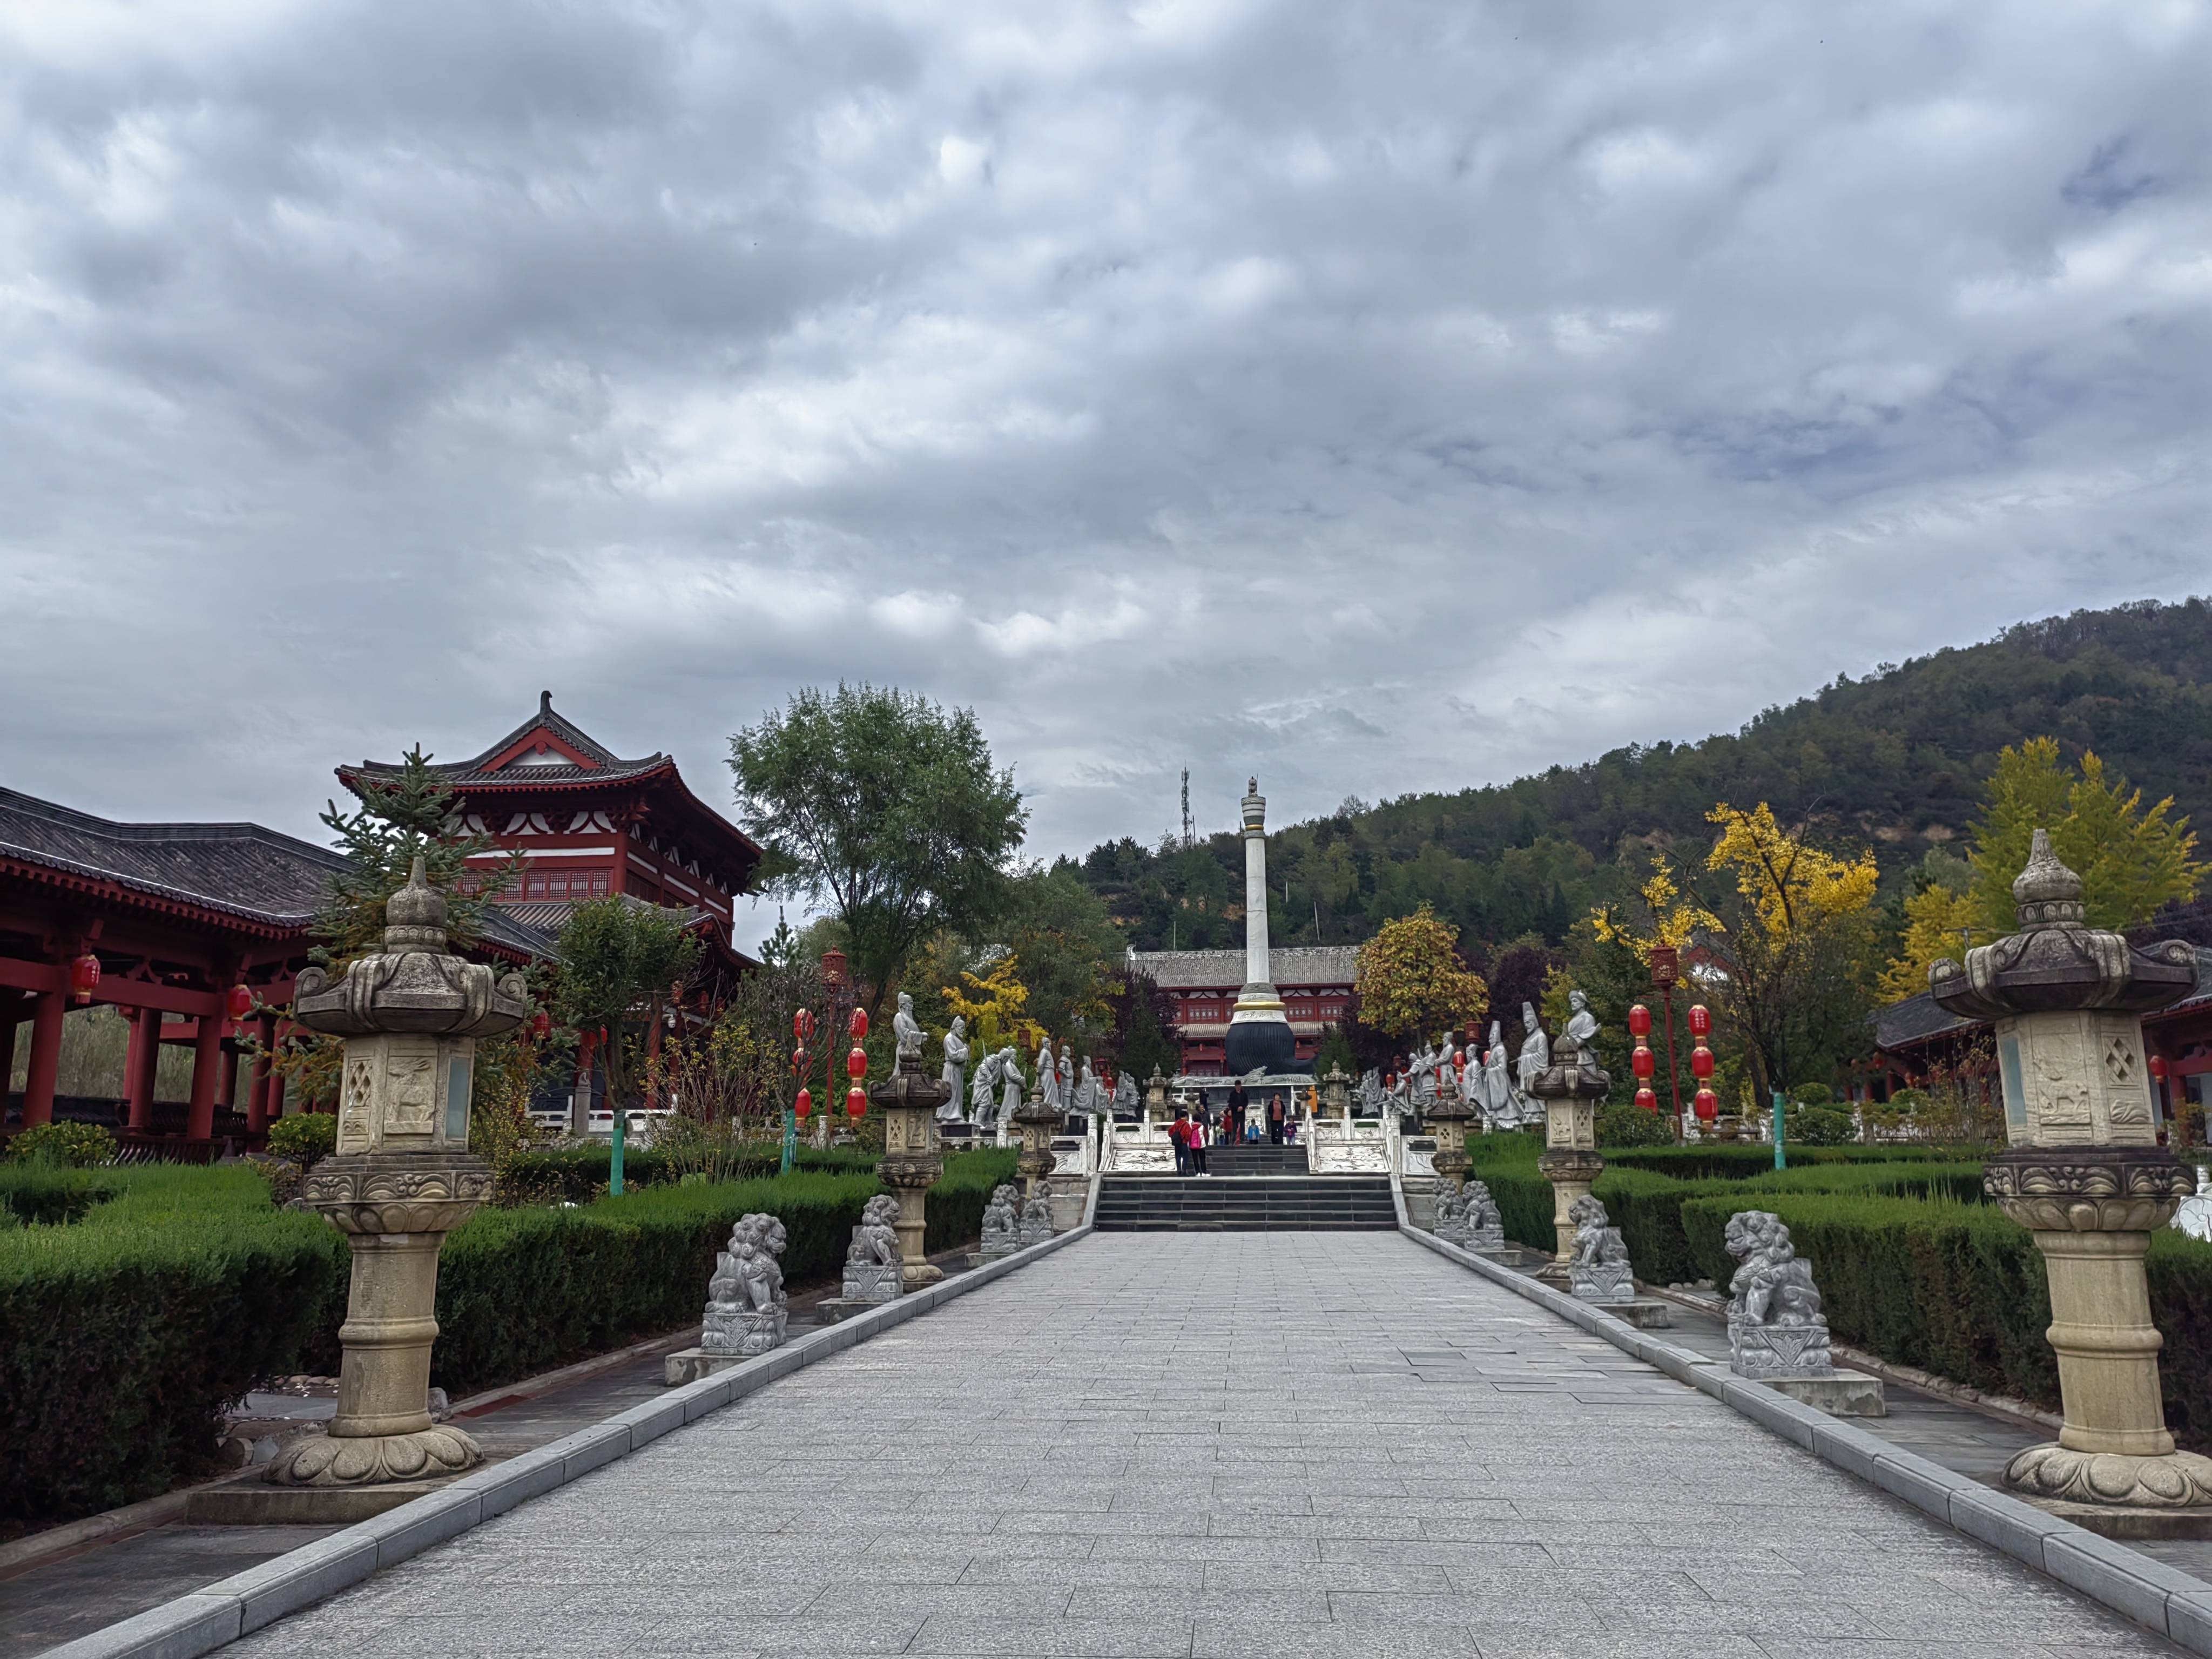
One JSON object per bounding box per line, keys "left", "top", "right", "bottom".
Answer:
{"left": 1202, "top": 1142, "right": 1312, "bottom": 1177}
{"left": 1092, "top": 1169, "right": 1397, "bottom": 1231}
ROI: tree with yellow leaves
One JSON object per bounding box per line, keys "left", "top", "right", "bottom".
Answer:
{"left": 940, "top": 953, "right": 1038, "bottom": 1055}
{"left": 1352, "top": 905, "right": 1488, "bottom": 1043}
{"left": 1879, "top": 882, "right": 1981, "bottom": 1003}
{"left": 1695, "top": 802, "right": 1881, "bottom": 1102}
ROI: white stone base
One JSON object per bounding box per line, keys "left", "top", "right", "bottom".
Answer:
{"left": 1571, "top": 1262, "right": 1637, "bottom": 1304}
{"left": 663, "top": 1347, "right": 744, "bottom": 1387}
{"left": 700, "top": 1305, "right": 786, "bottom": 1359}
{"left": 1765, "top": 1374, "right": 1886, "bottom": 1417}
{"left": 841, "top": 1261, "right": 902, "bottom": 1304}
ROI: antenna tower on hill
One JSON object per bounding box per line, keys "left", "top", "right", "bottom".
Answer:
{"left": 1180, "top": 769, "right": 1195, "bottom": 849}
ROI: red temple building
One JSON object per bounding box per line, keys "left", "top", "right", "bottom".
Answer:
{"left": 1127, "top": 945, "right": 1361, "bottom": 1075}
{"left": 339, "top": 692, "right": 764, "bottom": 991}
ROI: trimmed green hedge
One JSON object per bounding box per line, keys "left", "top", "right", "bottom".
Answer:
{"left": 497, "top": 1143, "right": 883, "bottom": 1204}
{"left": 0, "top": 1166, "right": 349, "bottom": 1522}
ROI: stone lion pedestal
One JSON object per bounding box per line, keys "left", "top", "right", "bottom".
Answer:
{"left": 1932, "top": 831, "right": 2211, "bottom": 1533}
{"left": 1724, "top": 1209, "right": 1884, "bottom": 1417}
{"left": 666, "top": 1212, "right": 791, "bottom": 1385}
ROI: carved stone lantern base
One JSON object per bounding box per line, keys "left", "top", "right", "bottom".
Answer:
{"left": 1535, "top": 1147, "right": 1603, "bottom": 1283}
{"left": 2006, "top": 1445, "right": 2212, "bottom": 1509}
{"left": 703, "top": 1305, "right": 788, "bottom": 1359}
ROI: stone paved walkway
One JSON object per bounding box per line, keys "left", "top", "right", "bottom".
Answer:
{"left": 227, "top": 1234, "right": 2181, "bottom": 1658}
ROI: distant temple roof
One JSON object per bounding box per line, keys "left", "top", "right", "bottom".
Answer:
{"left": 1874, "top": 943, "right": 2212, "bottom": 1053}
{"left": 1128, "top": 945, "right": 1362, "bottom": 989}
{"left": 0, "top": 785, "right": 553, "bottom": 960}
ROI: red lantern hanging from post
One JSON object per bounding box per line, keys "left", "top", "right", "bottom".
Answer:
{"left": 1688, "top": 1003, "right": 1711, "bottom": 1038}
{"left": 1633, "top": 1044, "right": 1655, "bottom": 1080}
{"left": 848, "top": 1007, "right": 868, "bottom": 1041}
{"left": 794, "top": 1087, "right": 813, "bottom": 1121}
{"left": 1635, "top": 1086, "right": 1658, "bottom": 1113}
{"left": 69, "top": 952, "right": 100, "bottom": 1004}
{"left": 847, "top": 1047, "right": 867, "bottom": 1082}
{"left": 794, "top": 1007, "right": 816, "bottom": 1042}
{"left": 1694, "top": 1087, "right": 1719, "bottom": 1122}
{"left": 846, "top": 1084, "right": 867, "bottom": 1119}
{"left": 226, "top": 983, "right": 254, "bottom": 1022}
{"left": 1691, "top": 1047, "right": 1715, "bottom": 1081}
{"left": 1628, "top": 1004, "right": 1653, "bottom": 1039}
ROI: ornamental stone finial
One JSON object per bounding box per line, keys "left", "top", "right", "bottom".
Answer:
{"left": 2012, "top": 828, "right": 2086, "bottom": 927}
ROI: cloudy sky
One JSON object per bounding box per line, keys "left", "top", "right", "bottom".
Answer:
{"left": 4, "top": 0, "right": 2208, "bottom": 946}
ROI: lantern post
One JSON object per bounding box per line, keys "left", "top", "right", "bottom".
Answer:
{"left": 265, "top": 858, "right": 529, "bottom": 1489}
{"left": 1649, "top": 944, "right": 1684, "bottom": 1141}
{"left": 868, "top": 1003, "right": 948, "bottom": 1290}
{"left": 1689, "top": 1004, "right": 1718, "bottom": 1131}
{"left": 1629, "top": 1004, "right": 1657, "bottom": 1115}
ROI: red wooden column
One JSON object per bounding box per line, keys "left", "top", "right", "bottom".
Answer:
{"left": 21, "top": 984, "right": 66, "bottom": 1128}
{"left": 184, "top": 1013, "right": 225, "bottom": 1139}
{"left": 246, "top": 1013, "right": 277, "bottom": 1132}
{"left": 124, "top": 1008, "right": 163, "bottom": 1130}
{"left": 0, "top": 993, "right": 20, "bottom": 1103}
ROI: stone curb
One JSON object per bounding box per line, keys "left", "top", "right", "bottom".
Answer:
{"left": 1400, "top": 1220, "right": 2212, "bottom": 1654}
{"left": 38, "top": 1222, "right": 1095, "bottom": 1659}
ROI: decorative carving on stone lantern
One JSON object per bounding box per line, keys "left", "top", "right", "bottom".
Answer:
{"left": 1012, "top": 1078, "right": 1061, "bottom": 1236}
{"left": 266, "top": 857, "right": 530, "bottom": 1488}
{"left": 1424, "top": 1042, "right": 1475, "bottom": 1223}
{"left": 1933, "top": 830, "right": 2208, "bottom": 1511}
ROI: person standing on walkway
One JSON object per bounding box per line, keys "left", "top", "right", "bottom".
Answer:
{"left": 1266, "top": 1090, "right": 1286, "bottom": 1145}
{"left": 1170, "top": 1108, "right": 1191, "bottom": 1177}
{"left": 1188, "top": 1107, "right": 1210, "bottom": 1177}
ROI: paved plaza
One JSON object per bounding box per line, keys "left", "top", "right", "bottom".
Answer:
{"left": 228, "top": 1233, "right": 2180, "bottom": 1658}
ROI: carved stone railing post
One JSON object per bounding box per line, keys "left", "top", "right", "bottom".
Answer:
{"left": 1933, "top": 830, "right": 2208, "bottom": 1511}
{"left": 871, "top": 1060, "right": 947, "bottom": 1290}
{"left": 266, "top": 858, "right": 529, "bottom": 1488}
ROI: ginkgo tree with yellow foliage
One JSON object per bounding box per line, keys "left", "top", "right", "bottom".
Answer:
{"left": 940, "top": 952, "right": 1040, "bottom": 1055}
{"left": 1878, "top": 738, "right": 2204, "bottom": 1000}
{"left": 1352, "top": 906, "right": 1488, "bottom": 1046}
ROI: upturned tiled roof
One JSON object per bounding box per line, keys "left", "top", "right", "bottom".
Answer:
{"left": 350, "top": 692, "right": 670, "bottom": 788}
{"left": 1128, "top": 945, "right": 1362, "bottom": 990}
{"left": 0, "top": 785, "right": 346, "bottom": 925}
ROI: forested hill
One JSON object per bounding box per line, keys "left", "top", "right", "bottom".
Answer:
{"left": 1074, "top": 597, "right": 2212, "bottom": 957}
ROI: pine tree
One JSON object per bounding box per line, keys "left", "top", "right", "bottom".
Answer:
{"left": 315, "top": 745, "right": 517, "bottom": 963}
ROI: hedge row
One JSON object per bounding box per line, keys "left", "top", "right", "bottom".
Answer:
{"left": 497, "top": 1143, "right": 884, "bottom": 1204}
{"left": 0, "top": 1166, "right": 349, "bottom": 1522}
{"left": 1464, "top": 1157, "right": 1990, "bottom": 1286}
{"left": 1, "top": 1149, "right": 1021, "bottom": 1527}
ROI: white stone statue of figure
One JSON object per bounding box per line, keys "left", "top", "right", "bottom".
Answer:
{"left": 1482, "top": 1021, "right": 1515, "bottom": 1126}
{"left": 1356, "top": 1068, "right": 1385, "bottom": 1116}
{"left": 940, "top": 1016, "right": 970, "bottom": 1122}
{"left": 997, "top": 1046, "right": 1025, "bottom": 1119}
{"left": 1459, "top": 1040, "right": 1484, "bottom": 1108}
{"left": 1036, "top": 1037, "right": 1060, "bottom": 1108}
{"left": 1561, "top": 990, "right": 1599, "bottom": 1075}
{"left": 1516, "top": 1002, "right": 1549, "bottom": 1094}
{"left": 1076, "top": 1056, "right": 1098, "bottom": 1114}
{"left": 969, "top": 1048, "right": 1001, "bottom": 1127}
{"left": 1112, "top": 1070, "right": 1138, "bottom": 1112}
{"left": 893, "top": 990, "right": 924, "bottom": 1069}
{"left": 1057, "top": 1042, "right": 1075, "bottom": 1109}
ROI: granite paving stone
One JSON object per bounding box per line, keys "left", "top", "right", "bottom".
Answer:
{"left": 222, "top": 1233, "right": 2185, "bottom": 1657}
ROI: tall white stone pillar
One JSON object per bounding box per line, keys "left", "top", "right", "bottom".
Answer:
{"left": 1225, "top": 778, "right": 1294, "bottom": 1077}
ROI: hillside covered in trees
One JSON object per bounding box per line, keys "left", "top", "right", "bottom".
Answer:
{"left": 1073, "top": 597, "right": 2212, "bottom": 960}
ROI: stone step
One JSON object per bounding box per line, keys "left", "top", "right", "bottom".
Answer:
{"left": 1094, "top": 1174, "right": 1396, "bottom": 1232}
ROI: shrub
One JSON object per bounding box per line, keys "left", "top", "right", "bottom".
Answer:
{"left": 1790, "top": 1083, "right": 1835, "bottom": 1107}
{"left": 0, "top": 1165, "right": 349, "bottom": 1523}
{"left": 926, "top": 1149, "right": 1020, "bottom": 1253}
{"left": 6, "top": 1121, "right": 118, "bottom": 1168}
{"left": 0, "top": 1165, "right": 117, "bottom": 1225}
{"left": 1597, "top": 1106, "right": 1672, "bottom": 1148}
{"left": 264, "top": 1113, "right": 338, "bottom": 1165}
{"left": 1786, "top": 1106, "right": 1857, "bottom": 1146}
{"left": 494, "top": 1142, "right": 881, "bottom": 1205}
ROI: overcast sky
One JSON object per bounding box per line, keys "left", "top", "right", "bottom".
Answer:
{"left": 4, "top": 0, "right": 2208, "bottom": 947}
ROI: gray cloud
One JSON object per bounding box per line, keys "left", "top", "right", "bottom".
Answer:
{"left": 3, "top": 0, "right": 2208, "bottom": 946}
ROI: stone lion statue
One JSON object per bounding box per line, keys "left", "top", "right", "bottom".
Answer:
{"left": 980, "top": 1183, "right": 1021, "bottom": 1251}
{"left": 1432, "top": 1182, "right": 1468, "bottom": 1234}
{"left": 707, "top": 1212, "right": 786, "bottom": 1313}
{"left": 1464, "top": 1179, "right": 1501, "bottom": 1233}
{"left": 1568, "top": 1193, "right": 1628, "bottom": 1270}
{"left": 1724, "top": 1210, "right": 1824, "bottom": 1327}
{"left": 1019, "top": 1184, "right": 1054, "bottom": 1246}
{"left": 847, "top": 1194, "right": 902, "bottom": 1267}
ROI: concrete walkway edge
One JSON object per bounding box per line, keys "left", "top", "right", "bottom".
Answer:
{"left": 1399, "top": 1219, "right": 2212, "bottom": 1655}
{"left": 38, "top": 1220, "right": 1095, "bottom": 1659}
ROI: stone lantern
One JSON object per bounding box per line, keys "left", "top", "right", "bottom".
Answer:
{"left": 1321, "top": 1063, "right": 1353, "bottom": 1125}
{"left": 871, "top": 1054, "right": 948, "bottom": 1290}
{"left": 1425, "top": 1067, "right": 1475, "bottom": 1213}
{"left": 1143, "top": 1064, "right": 1168, "bottom": 1128}
{"left": 1013, "top": 1080, "right": 1061, "bottom": 1205}
{"left": 267, "top": 858, "right": 530, "bottom": 1488}
{"left": 1933, "top": 831, "right": 2209, "bottom": 1512}
{"left": 1530, "top": 1017, "right": 1611, "bottom": 1284}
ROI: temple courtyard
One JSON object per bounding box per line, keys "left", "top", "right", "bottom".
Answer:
{"left": 218, "top": 1233, "right": 2178, "bottom": 1659}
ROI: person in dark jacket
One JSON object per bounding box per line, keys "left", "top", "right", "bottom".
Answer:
{"left": 1266, "top": 1091, "right": 1286, "bottom": 1145}
{"left": 1170, "top": 1108, "right": 1192, "bottom": 1176}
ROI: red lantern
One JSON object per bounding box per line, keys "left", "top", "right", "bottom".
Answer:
{"left": 794, "top": 1008, "right": 816, "bottom": 1041}
{"left": 1635, "top": 1087, "right": 1658, "bottom": 1113}
{"left": 1628, "top": 1004, "right": 1653, "bottom": 1039}
{"left": 847, "top": 1047, "right": 867, "bottom": 1082}
{"left": 846, "top": 1084, "right": 866, "bottom": 1119}
{"left": 1691, "top": 1047, "right": 1715, "bottom": 1081}
{"left": 226, "top": 983, "right": 254, "bottom": 1022}
{"left": 69, "top": 952, "right": 100, "bottom": 1003}
{"left": 791, "top": 1046, "right": 810, "bottom": 1077}
{"left": 848, "top": 1007, "right": 868, "bottom": 1041}
{"left": 2150, "top": 1056, "right": 2169, "bottom": 1082}
{"left": 1688, "top": 1004, "right": 1711, "bottom": 1038}
{"left": 1694, "top": 1087, "right": 1719, "bottom": 1122}
{"left": 794, "top": 1087, "right": 813, "bottom": 1120}
{"left": 530, "top": 1009, "right": 552, "bottom": 1042}
{"left": 1632, "top": 1044, "right": 1655, "bottom": 1081}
